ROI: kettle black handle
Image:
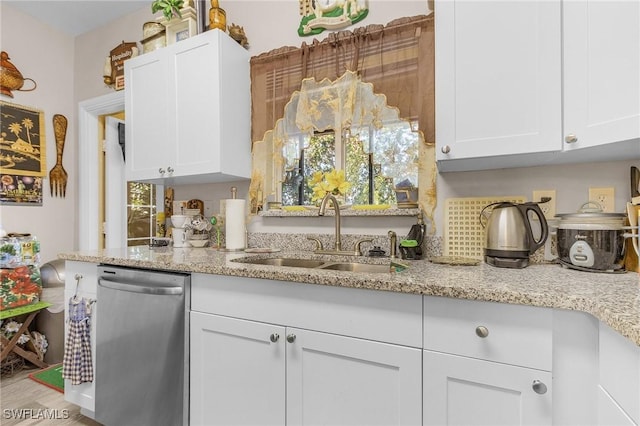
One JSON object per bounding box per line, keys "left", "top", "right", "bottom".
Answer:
{"left": 517, "top": 203, "right": 549, "bottom": 254}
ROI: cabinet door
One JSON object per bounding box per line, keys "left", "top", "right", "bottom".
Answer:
{"left": 172, "top": 35, "right": 222, "bottom": 178}
{"left": 125, "top": 51, "right": 172, "bottom": 182}
{"left": 435, "top": 0, "right": 562, "bottom": 168}
{"left": 424, "top": 350, "right": 552, "bottom": 426}
{"left": 286, "top": 328, "right": 422, "bottom": 426}
{"left": 63, "top": 262, "right": 98, "bottom": 416}
{"left": 189, "top": 312, "right": 285, "bottom": 426}
{"left": 598, "top": 386, "right": 637, "bottom": 426}
{"left": 563, "top": 0, "right": 640, "bottom": 151}
{"left": 171, "top": 30, "right": 251, "bottom": 180}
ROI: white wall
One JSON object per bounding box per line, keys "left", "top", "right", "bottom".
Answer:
{"left": 74, "top": 5, "right": 151, "bottom": 103}
{"left": 0, "top": 4, "right": 75, "bottom": 263}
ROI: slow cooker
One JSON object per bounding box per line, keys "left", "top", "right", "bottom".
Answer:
{"left": 556, "top": 203, "right": 627, "bottom": 272}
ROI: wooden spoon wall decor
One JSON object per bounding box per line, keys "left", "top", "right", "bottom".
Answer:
{"left": 49, "top": 114, "right": 68, "bottom": 197}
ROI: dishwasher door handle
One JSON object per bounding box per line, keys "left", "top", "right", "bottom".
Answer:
{"left": 98, "top": 278, "right": 183, "bottom": 295}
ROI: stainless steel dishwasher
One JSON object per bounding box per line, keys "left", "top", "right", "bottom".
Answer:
{"left": 96, "top": 265, "right": 190, "bottom": 426}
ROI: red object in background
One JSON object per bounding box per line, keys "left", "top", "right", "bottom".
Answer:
{"left": 0, "top": 265, "right": 42, "bottom": 310}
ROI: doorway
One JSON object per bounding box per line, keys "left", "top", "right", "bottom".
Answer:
{"left": 78, "top": 92, "right": 162, "bottom": 250}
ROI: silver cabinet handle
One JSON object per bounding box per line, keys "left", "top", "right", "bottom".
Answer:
{"left": 269, "top": 333, "right": 279, "bottom": 343}
{"left": 286, "top": 334, "right": 296, "bottom": 343}
{"left": 167, "top": 166, "right": 174, "bottom": 173}
{"left": 532, "top": 380, "right": 547, "bottom": 395}
{"left": 441, "top": 145, "right": 451, "bottom": 154}
{"left": 565, "top": 134, "right": 578, "bottom": 144}
{"left": 475, "top": 326, "right": 489, "bottom": 338}
{"left": 159, "top": 168, "right": 166, "bottom": 174}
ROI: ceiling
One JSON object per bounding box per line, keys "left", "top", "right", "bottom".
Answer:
{"left": 6, "top": 1, "right": 149, "bottom": 37}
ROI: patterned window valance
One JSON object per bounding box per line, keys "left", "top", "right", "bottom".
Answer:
{"left": 250, "top": 14, "right": 435, "bottom": 147}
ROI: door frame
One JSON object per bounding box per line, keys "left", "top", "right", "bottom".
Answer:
{"left": 77, "top": 91, "right": 124, "bottom": 250}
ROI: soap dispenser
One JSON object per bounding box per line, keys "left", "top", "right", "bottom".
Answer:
{"left": 399, "top": 215, "right": 426, "bottom": 260}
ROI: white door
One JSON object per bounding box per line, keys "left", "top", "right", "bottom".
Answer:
{"left": 104, "top": 117, "right": 126, "bottom": 249}
{"left": 286, "top": 328, "right": 422, "bottom": 426}
{"left": 189, "top": 312, "right": 286, "bottom": 426}
{"left": 435, "top": 0, "right": 562, "bottom": 163}
{"left": 423, "top": 350, "right": 552, "bottom": 426}
{"left": 563, "top": 0, "right": 640, "bottom": 151}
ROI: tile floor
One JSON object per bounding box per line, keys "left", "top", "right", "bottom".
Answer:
{"left": 1, "top": 365, "right": 101, "bottom": 425}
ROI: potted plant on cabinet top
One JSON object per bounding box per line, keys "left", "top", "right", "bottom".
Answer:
{"left": 151, "top": 0, "right": 185, "bottom": 20}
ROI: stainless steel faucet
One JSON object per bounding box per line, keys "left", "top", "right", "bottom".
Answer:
{"left": 319, "top": 193, "right": 343, "bottom": 251}
{"left": 313, "top": 192, "right": 370, "bottom": 256}
{"left": 388, "top": 230, "right": 397, "bottom": 259}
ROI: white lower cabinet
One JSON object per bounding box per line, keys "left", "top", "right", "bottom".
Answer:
{"left": 422, "top": 296, "right": 553, "bottom": 426}
{"left": 190, "top": 312, "right": 285, "bottom": 426}
{"left": 188, "top": 274, "right": 640, "bottom": 426}
{"left": 189, "top": 274, "right": 423, "bottom": 426}
{"left": 598, "top": 386, "right": 637, "bottom": 426}
{"left": 599, "top": 322, "right": 640, "bottom": 425}
{"left": 287, "top": 327, "right": 422, "bottom": 426}
{"left": 423, "top": 351, "right": 552, "bottom": 425}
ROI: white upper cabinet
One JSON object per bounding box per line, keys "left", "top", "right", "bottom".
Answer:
{"left": 563, "top": 0, "right": 640, "bottom": 152}
{"left": 125, "top": 29, "right": 251, "bottom": 184}
{"left": 436, "top": 0, "right": 640, "bottom": 172}
{"left": 435, "top": 0, "right": 562, "bottom": 169}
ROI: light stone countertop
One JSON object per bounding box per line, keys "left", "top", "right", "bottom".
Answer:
{"left": 58, "top": 246, "right": 640, "bottom": 347}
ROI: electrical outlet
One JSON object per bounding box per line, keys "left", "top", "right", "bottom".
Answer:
{"left": 588, "top": 187, "right": 615, "bottom": 212}
{"left": 532, "top": 190, "right": 556, "bottom": 219}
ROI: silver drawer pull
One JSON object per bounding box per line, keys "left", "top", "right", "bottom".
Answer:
{"left": 269, "top": 333, "right": 279, "bottom": 343}
{"left": 532, "top": 380, "right": 547, "bottom": 395}
{"left": 475, "top": 326, "right": 489, "bottom": 338}
{"left": 286, "top": 334, "right": 296, "bottom": 343}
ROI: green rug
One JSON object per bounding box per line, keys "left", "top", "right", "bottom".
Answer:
{"left": 28, "top": 363, "right": 64, "bottom": 393}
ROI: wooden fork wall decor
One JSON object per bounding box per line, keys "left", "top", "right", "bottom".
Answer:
{"left": 49, "top": 114, "right": 68, "bottom": 197}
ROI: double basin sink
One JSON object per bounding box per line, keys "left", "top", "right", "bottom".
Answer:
{"left": 234, "top": 257, "right": 392, "bottom": 274}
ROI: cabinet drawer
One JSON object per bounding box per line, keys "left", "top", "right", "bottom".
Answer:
{"left": 424, "top": 296, "right": 552, "bottom": 371}
{"left": 191, "top": 273, "right": 423, "bottom": 348}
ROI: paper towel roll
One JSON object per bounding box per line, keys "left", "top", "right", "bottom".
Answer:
{"left": 225, "top": 199, "right": 246, "bottom": 249}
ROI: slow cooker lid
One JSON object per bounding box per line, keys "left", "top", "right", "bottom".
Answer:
{"left": 556, "top": 201, "right": 626, "bottom": 225}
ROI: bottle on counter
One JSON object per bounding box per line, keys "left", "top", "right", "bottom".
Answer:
{"left": 209, "top": 0, "right": 226, "bottom": 31}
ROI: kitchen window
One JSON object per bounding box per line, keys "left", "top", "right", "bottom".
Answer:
{"left": 126, "top": 182, "right": 157, "bottom": 246}
{"left": 281, "top": 122, "right": 419, "bottom": 206}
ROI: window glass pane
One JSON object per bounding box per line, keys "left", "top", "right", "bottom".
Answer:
{"left": 345, "top": 132, "right": 370, "bottom": 205}
{"left": 373, "top": 122, "right": 419, "bottom": 196}
{"left": 126, "top": 182, "right": 156, "bottom": 246}
{"left": 282, "top": 132, "right": 336, "bottom": 205}
{"left": 279, "top": 122, "right": 418, "bottom": 206}
{"left": 303, "top": 132, "right": 335, "bottom": 204}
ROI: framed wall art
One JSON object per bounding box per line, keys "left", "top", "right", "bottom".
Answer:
{"left": 0, "top": 174, "right": 43, "bottom": 205}
{"left": 0, "top": 101, "right": 46, "bottom": 177}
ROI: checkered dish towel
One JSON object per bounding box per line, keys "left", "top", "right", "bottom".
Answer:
{"left": 62, "top": 296, "right": 94, "bottom": 385}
